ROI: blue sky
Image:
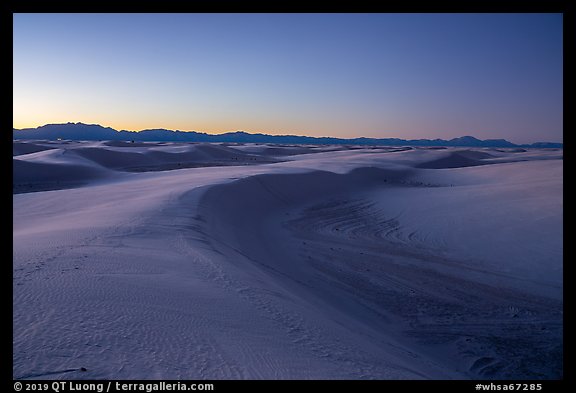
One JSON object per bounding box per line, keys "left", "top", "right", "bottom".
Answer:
{"left": 13, "top": 13, "right": 563, "bottom": 143}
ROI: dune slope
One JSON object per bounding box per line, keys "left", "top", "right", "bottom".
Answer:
{"left": 13, "top": 141, "right": 562, "bottom": 380}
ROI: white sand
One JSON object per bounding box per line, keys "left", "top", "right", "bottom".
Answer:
{"left": 13, "top": 141, "right": 562, "bottom": 380}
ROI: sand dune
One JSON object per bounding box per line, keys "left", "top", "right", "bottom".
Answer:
{"left": 13, "top": 140, "right": 562, "bottom": 379}
{"left": 13, "top": 142, "right": 283, "bottom": 193}
{"left": 13, "top": 148, "right": 114, "bottom": 193}
{"left": 13, "top": 141, "right": 57, "bottom": 156}
{"left": 227, "top": 144, "right": 316, "bottom": 156}
{"left": 416, "top": 150, "right": 494, "bottom": 169}
{"left": 198, "top": 160, "right": 562, "bottom": 379}
{"left": 102, "top": 140, "right": 167, "bottom": 147}
{"left": 69, "top": 143, "right": 274, "bottom": 170}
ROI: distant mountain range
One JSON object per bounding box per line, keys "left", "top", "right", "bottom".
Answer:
{"left": 12, "top": 123, "right": 563, "bottom": 149}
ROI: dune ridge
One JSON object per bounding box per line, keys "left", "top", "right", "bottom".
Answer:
{"left": 13, "top": 140, "right": 562, "bottom": 379}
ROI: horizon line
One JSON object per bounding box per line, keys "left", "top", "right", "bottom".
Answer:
{"left": 12, "top": 121, "right": 563, "bottom": 145}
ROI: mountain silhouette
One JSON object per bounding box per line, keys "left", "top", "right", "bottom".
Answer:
{"left": 12, "top": 123, "right": 563, "bottom": 149}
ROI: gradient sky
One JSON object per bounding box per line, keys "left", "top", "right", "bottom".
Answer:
{"left": 13, "top": 13, "right": 563, "bottom": 143}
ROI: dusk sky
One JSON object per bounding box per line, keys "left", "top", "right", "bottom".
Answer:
{"left": 13, "top": 13, "right": 563, "bottom": 143}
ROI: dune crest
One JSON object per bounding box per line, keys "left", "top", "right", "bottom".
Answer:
{"left": 13, "top": 141, "right": 562, "bottom": 379}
